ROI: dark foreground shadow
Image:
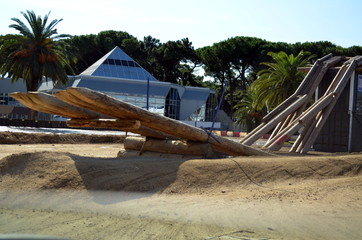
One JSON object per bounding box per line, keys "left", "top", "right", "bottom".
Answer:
{"left": 70, "top": 153, "right": 188, "bottom": 204}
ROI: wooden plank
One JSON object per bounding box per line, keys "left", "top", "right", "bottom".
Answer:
{"left": 55, "top": 87, "right": 273, "bottom": 156}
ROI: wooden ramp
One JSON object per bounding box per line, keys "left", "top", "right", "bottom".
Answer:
{"left": 10, "top": 88, "right": 273, "bottom": 157}
{"left": 240, "top": 54, "right": 362, "bottom": 153}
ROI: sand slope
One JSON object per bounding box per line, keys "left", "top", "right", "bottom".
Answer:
{"left": 0, "top": 144, "right": 361, "bottom": 239}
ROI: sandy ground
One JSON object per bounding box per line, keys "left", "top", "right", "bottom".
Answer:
{"left": 0, "top": 139, "right": 361, "bottom": 239}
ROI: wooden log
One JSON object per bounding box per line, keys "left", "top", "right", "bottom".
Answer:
{"left": 29, "top": 92, "right": 102, "bottom": 119}
{"left": 67, "top": 119, "right": 141, "bottom": 130}
{"left": 212, "top": 136, "right": 276, "bottom": 156}
{"left": 265, "top": 92, "right": 334, "bottom": 151}
{"left": 289, "top": 118, "right": 315, "bottom": 152}
{"left": 240, "top": 122, "right": 266, "bottom": 144}
{"left": 130, "top": 127, "right": 176, "bottom": 139}
{"left": 291, "top": 58, "right": 356, "bottom": 153}
{"left": 297, "top": 59, "right": 358, "bottom": 153}
{"left": 263, "top": 56, "right": 340, "bottom": 147}
{"left": 10, "top": 92, "right": 101, "bottom": 119}
{"left": 56, "top": 87, "right": 273, "bottom": 156}
{"left": 64, "top": 87, "right": 209, "bottom": 141}
{"left": 324, "top": 62, "right": 349, "bottom": 94}
{"left": 265, "top": 112, "right": 296, "bottom": 147}
{"left": 265, "top": 121, "right": 282, "bottom": 145}
{"left": 54, "top": 90, "right": 174, "bottom": 139}
{"left": 291, "top": 62, "right": 350, "bottom": 153}
{"left": 262, "top": 94, "right": 299, "bottom": 123}
{"left": 11, "top": 92, "right": 61, "bottom": 116}
{"left": 299, "top": 59, "right": 359, "bottom": 153}
{"left": 295, "top": 56, "right": 343, "bottom": 117}
{"left": 54, "top": 90, "right": 112, "bottom": 117}
{"left": 262, "top": 55, "right": 334, "bottom": 123}
{"left": 124, "top": 136, "right": 216, "bottom": 156}
{"left": 241, "top": 94, "right": 308, "bottom": 146}
{"left": 293, "top": 60, "right": 322, "bottom": 95}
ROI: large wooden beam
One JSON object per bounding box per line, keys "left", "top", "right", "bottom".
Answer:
{"left": 55, "top": 87, "right": 273, "bottom": 156}
{"left": 10, "top": 92, "right": 101, "bottom": 119}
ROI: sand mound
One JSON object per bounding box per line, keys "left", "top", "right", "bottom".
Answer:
{"left": 1, "top": 151, "right": 361, "bottom": 194}
{"left": 1, "top": 145, "right": 362, "bottom": 240}
{"left": 0, "top": 131, "right": 124, "bottom": 144}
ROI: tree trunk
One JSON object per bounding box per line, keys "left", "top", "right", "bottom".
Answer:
{"left": 26, "top": 77, "right": 40, "bottom": 120}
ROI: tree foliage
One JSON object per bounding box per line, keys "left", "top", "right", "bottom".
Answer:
{"left": 3, "top": 13, "right": 362, "bottom": 122}
{"left": 233, "top": 88, "right": 264, "bottom": 132}
{"left": 0, "top": 10, "right": 74, "bottom": 91}
{"left": 251, "top": 51, "right": 314, "bottom": 111}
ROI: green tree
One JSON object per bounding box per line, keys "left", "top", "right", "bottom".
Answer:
{"left": 152, "top": 38, "right": 199, "bottom": 84}
{"left": 251, "top": 51, "right": 314, "bottom": 111}
{"left": 0, "top": 10, "right": 73, "bottom": 92}
{"left": 66, "top": 30, "right": 139, "bottom": 74}
{"left": 233, "top": 88, "right": 264, "bottom": 132}
{"left": 197, "top": 37, "right": 271, "bottom": 116}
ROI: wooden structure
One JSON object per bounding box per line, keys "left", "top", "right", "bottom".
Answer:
{"left": 240, "top": 54, "right": 362, "bottom": 153}
{"left": 12, "top": 54, "right": 360, "bottom": 155}
{"left": 11, "top": 88, "right": 273, "bottom": 157}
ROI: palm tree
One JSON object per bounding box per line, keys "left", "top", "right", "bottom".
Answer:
{"left": 251, "top": 51, "right": 314, "bottom": 111}
{"left": 233, "top": 88, "right": 264, "bottom": 132}
{"left": 0, "top": 10, "right": 73, "bottom": 92}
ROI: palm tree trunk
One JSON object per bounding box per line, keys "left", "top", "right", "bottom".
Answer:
{"left": 26, "top": 77, "right": 40, "bottom": 120}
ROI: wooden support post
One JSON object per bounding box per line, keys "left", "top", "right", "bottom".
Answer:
{"left": 262, "top": 55, "right": 335, "bottom": 124}
{"left": 265, "top": 93, "right": 334, "bottom": 151}
{"left": 241, "top": 94, "right": 308, "bottom": 146}
{"left": 299, "top": 59, "right": 359, "bottom": 153}
{"left": 291, "top": 60, "right": 351, "bottom": 153}
{"left": 240, "top": 122, "right": 266, "bottom": 144}
{"left": 295, "top": 56, "right": 343, "bottom": 117}
{"left": 242, "top": 54, "right": 338, "bottom": 148}
{"left": 289, "top": 117, "right": 315, "bottom": 152}
{"left": 262, "top": 94, "right": 299, "bottom": 123}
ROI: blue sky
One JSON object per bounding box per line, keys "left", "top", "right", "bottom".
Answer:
{"left": 1, "top": 0, "right": 362, "bottom": 48}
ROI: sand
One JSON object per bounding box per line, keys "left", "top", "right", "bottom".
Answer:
{"left": 0, "top": 134, "right": 361, "bottom": 240}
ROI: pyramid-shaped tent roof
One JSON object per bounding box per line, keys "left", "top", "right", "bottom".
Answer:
{"left": 80, "top": 46, "right": 158, "bottom": 81}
